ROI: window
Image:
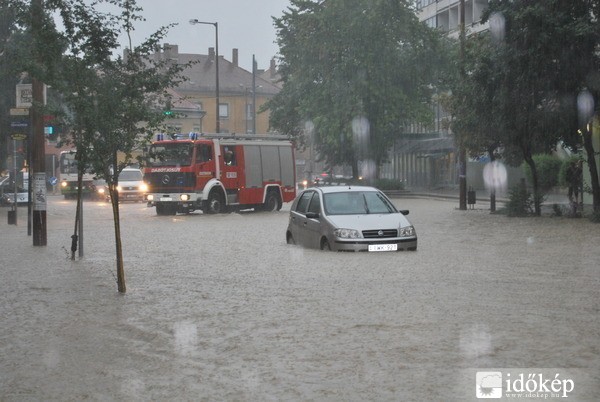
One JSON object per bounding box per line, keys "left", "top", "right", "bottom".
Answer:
{"left": 307, "top": 193, "right": 321, "bottom": 214}
{"left": 295, "top": 191, "right": 314, "bottom": 214}
{"left": 219, "top": 103, "right": 229, "bottom": 118}
{"left": 196, "top": 144, "right": 212, "bottom": 163}
{"left": 222, "top": 146, "right": 236, "bottom": 166}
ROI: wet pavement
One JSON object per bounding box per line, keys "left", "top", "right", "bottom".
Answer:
{"left": 0, "top": 195, "right": 598, "bottom": 401}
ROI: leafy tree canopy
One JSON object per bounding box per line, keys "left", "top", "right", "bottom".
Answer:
{"left": 267, "top": 0, "right": 450, "bottom": 178}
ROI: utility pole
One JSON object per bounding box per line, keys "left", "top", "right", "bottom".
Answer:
{"left": 31, "top": 0, "right": 47, "bottom": 245}
{"left": 458, "top": 0, "right": 467, "bottom": 210}
{"left": 189, "top": 20, "right": 220, "bottom": 133}
{"left": 252, "top": 55, "right": 257, "bottom": 134}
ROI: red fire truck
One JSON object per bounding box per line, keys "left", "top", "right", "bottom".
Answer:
{"left": 144, "top": 133, "right": 296, "bottom": 215}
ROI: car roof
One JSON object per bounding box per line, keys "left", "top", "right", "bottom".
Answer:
{"left": 307, "top": 185, "right": 380, "bottom": 194}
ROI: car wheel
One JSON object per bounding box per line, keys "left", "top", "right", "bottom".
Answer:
{"left": 286, "top": 232, "right": 295, "bottom": 245}
{"left": 320, "top": 237, "right": 331, "bottom": 251}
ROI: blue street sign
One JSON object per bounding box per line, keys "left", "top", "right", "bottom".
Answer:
{"left": 49, "top": 177, "right": 58, "bottom": 186}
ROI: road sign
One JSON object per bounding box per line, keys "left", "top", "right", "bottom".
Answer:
{"left": 10, "top": 107, "right": 30, "bottom": 116}
{"left": 49, "top": 177, "right": 58, "bottom": 186}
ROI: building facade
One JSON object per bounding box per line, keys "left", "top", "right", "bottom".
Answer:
{"left": 152, "top": 44, "right": 281, "bottom": 136}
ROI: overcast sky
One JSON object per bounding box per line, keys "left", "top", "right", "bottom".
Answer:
{"left": 120, "top": 0, "right": 291, "bottom": 71}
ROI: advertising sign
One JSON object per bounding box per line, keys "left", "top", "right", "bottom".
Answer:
{"left": 33, "top": 173, "right": 47, "bottom": 210}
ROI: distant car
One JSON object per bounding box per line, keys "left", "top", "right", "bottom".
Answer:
{"left": 101, "top": 168, "right": 148, "bottom": 202}
{"left": 1, "top": 186, "right": 29, "bottom": 206}
{"left": 286, "top": 185, "right": 417, "bottom": 252}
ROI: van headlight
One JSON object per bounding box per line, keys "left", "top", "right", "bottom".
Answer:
{"left": 140, "top": 183, "right": 148, "bottom": 192}
{"left": 180, "top": 194, "right": 190, "bottom": 201}
{"left": 334, "top": 228, "right": 362, "bottom": 239}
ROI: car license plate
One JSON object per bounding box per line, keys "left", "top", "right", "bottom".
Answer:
{"left": 368, "top": 244, "right": 398, "bottom": 252}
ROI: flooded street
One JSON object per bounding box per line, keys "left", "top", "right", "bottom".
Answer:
{"left": 1, "top": 196, "right": 599, "bottom": 401}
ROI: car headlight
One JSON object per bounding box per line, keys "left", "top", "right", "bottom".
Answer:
{"left": 180, "top": 194, "right": 190, "bottom": 201}
{"left": 140, "top": 183, "right": 148, "bottom": 192}
{"left": 399, "top": 225, "right": 416, "bottom": 237}
{"left": 97, "top": 188, "right": 105, "bottom": 194}
{"left": 116, "top": 185, "right": 122, "bottom": 192}
{"left": 334, "top": 228, "right": 362, "bottom": 239}
{"left": 61, "top": 181, "right": 67, "bottom": 188}
{"left": 147, "top": 194, "right": 154, "bottom": 201}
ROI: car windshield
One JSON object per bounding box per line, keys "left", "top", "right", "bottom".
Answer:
{"left": 323, "top": 191, "right": 397, "bottom": 215}
{"left": 119, "top": 170, "right": 143, "bottom": 181}
{"left": 147, "top": 143, "right": 192, "bottom": 167}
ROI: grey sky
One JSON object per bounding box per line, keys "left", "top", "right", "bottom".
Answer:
{"left": 122, "top": 0, "right": 291, "bottom": 71}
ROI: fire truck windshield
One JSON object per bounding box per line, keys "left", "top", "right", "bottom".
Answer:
{"left": 147, "top": 143, "right": 193, "bottom": 167}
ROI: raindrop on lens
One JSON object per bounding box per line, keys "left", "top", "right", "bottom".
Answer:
{"left": 577, "top": 90, "right": 594, "bottom": 125}
{"left": 489, "top": 12, "right": 505, "bottom": 43}
{"left": 483, "top": 161, "right": 507, "bottom": 193}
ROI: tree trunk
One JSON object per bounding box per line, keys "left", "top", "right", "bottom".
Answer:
{"left": 109, "top": 184, "right": 126, "bottom": 293}
{"left": 71, "top": 170, "right": 83, "bottom": 260}
{"left": 582, "top": 127, "right": 600, "bottom": 212}
{"left": 524, "top": 154, "right": 541, "bottom": 216}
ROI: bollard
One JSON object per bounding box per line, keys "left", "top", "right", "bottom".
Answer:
{"left": 7, "top": 209, "right": 16, "bottom": 225}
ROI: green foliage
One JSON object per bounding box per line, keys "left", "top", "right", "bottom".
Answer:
{"left": 504, "top": 183, "right": 533, "bottom": 217}
{"left": 558, "top": 155, "right": 584, "bottom": 187}
{"left": 448, "top": 0, "right": 600, "bottom": 212}
{"left": 268, "top": 0, "right": 451, "bottom": 177}
{"left": 522, "top": 154, "right": 562, "bottom": 191}
{"left": 589, "top": 209, "right": 600, "bottom": 223}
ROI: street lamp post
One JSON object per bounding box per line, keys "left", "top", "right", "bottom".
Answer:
{"left": 189, "top": 19, "right": 220, "bottom": 133}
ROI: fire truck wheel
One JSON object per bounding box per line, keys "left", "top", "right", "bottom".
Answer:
{"left": 206, "top": 191, "right": 225, "bottom": 214}
{"left": 263, "top": 191, "right": 280, "bottom": 212}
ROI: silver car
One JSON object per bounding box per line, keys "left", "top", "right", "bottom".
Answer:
{"left": 286, "top": 185, "right": 417, "bottom": 252}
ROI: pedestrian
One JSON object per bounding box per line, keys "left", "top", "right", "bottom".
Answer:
{"left": 566, "top": 159, "right": 582, "bottom": 212}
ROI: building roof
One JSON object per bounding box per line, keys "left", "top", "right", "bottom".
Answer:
{"left": 153, "top": 44, "right": 281, "bottom": 97}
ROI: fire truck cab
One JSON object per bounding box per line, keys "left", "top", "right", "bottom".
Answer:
{"left": 144, "top": 133, "right": 296, "bottom": 215}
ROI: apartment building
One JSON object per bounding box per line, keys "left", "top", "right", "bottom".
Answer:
{"left": 416, "top": 0, "right": 489, "bottom": 38}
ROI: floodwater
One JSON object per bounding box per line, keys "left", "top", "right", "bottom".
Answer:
{"left": 1, "top": 196, "right": 598, "bottom": 401}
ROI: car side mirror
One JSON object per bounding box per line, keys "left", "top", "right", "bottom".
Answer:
{"left": 305, "top": 211, "right": 319, "bottom": 219}
{"left": 399, "top": 210, "right": 409, "bottom": 215}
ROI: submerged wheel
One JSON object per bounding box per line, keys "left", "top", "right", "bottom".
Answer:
{"left": 263, "top": 191, "right": 280, "bottom": 212}
{"left": 286, "top": 232, "right": 295, "bottom": 245}
{"left": 206, "top": 191, "right": 225, "bottom": 214}
{"left": 320, "top": 237, "right": 331, "bottom": 251}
